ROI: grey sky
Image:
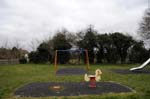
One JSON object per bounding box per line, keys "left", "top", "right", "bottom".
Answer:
{"left": 0, "top": 0, "right": 148, "bottom": 51}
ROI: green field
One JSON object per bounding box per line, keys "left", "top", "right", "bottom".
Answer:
{"left": 0, "top": 64, "right": 150, "bottom": 99}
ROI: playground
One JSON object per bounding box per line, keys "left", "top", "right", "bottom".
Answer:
{"left": 0, "top": 63, "right": 150, "bottom": 99}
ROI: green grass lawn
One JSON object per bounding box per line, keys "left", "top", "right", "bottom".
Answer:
{"left": 0, "top": 64, "right": 150, "bottom": 99}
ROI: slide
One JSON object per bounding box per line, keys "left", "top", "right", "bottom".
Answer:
{"left": 130, "top": 58, "right": 150, "bottom": 71}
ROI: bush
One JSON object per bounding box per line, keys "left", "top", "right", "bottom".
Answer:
{"left": 19, "top": 57, "right": 27, "bottom": 64}
{"left": 29, "top": 51, "right": 49, "bottom": 63}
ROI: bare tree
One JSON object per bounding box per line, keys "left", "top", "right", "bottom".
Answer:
{"left": 14, "top": 40, "right": 20, "bottom": 49}
{"left": 29, "top": 38, "right": 41, "bottom": 51}
{"left": 139, "top": 7, "right": 150, "bottom": 41}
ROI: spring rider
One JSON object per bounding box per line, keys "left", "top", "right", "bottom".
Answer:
{"left": 84, "top": 69, "right": 102, "bottom": 88}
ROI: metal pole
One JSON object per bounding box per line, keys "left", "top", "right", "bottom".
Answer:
{"left": 85, "top": 50, "right": 90, "bottom": 70}
{"left": 54, "top": 50, "right": 58, "bottom": 73}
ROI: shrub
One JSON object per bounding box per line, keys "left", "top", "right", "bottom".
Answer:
{"left": 19, "top": 57, "right": 27, "bottom": 64}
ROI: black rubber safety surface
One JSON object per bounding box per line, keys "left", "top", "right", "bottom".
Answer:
{"left": 15, "top": 82, "right": 133, "bottom": 97}
{"left": 56, "top": 68, "right": 87, "bottom": 75}
{"left": 112, "top": 69, "right": 150, "bottom": 74}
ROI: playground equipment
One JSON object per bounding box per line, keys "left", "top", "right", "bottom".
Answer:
{"left": 130, "top": 58, "right": 150, "bottom": 71}
{"left": 54, "top": 49, "right": 90, "bottom": 73}
{"left": 84, "top": 69, "right": 102, "bottom": 88}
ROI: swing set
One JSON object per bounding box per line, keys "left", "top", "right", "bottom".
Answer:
{"left": 54, "top": 49, "right": 90, "bottom": 72}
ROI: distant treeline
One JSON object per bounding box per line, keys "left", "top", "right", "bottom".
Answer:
{"left": 29, "top": 26, "right": 150, "bottom": 64}
{"left": 0, "top": 47, "right": 28, "bottom": 60}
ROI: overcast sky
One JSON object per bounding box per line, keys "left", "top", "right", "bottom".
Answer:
{"left": 0, "top": 0, "right": 148, "bottom": 51}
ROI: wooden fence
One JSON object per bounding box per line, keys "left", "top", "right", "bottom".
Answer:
{"left": 0, "top": 59, "right": 19, "bottom": 65}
